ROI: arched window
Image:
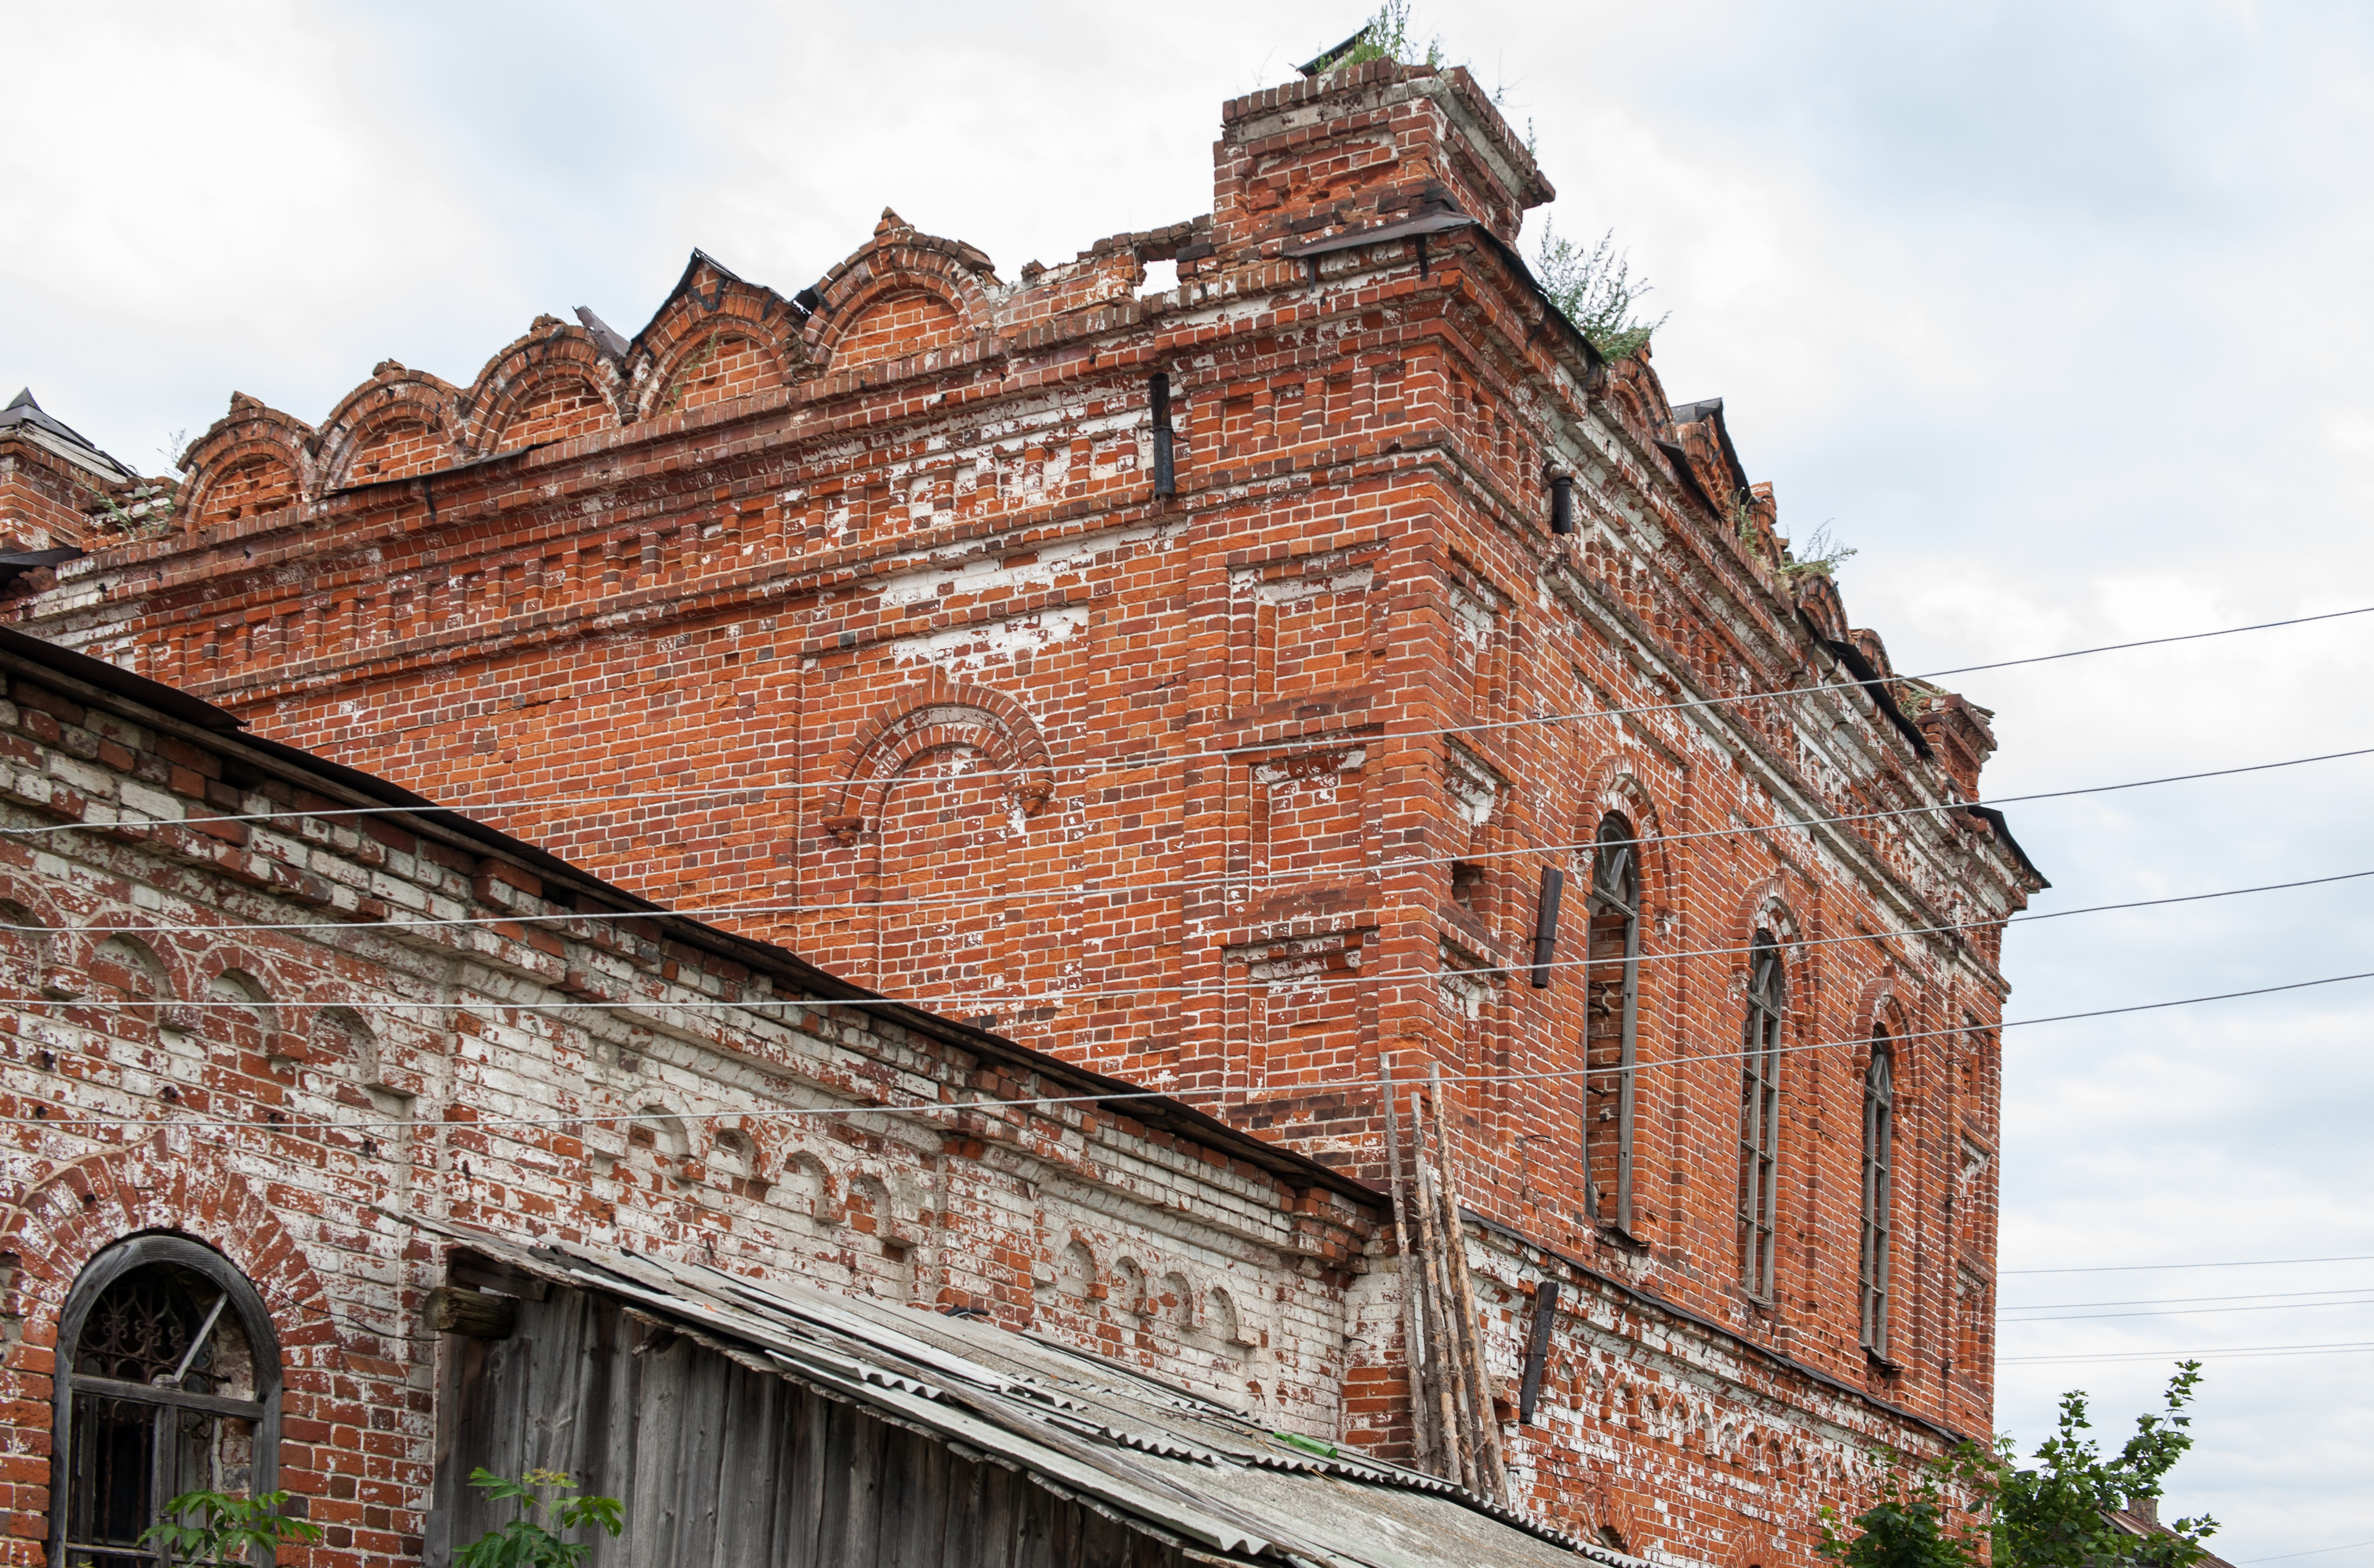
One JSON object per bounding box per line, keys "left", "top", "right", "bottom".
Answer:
{"left": 1860, "top": 1030, "right": 1896, "bottom": 1357}
{"left": 1585, "top": 815, "right": 1641, "bottom": 1234}
{"left": 1736, "top": 933, "right": 1784, "bottom": 1298}
{"left": 52, "top": 1236, "right": 282, "bottom": 1567}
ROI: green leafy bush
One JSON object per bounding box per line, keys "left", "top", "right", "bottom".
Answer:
{"left": 458, "top": 1469, "right": 626, "bottom": 1568}
{"left": 138, "top": 1489, "right": 322, "bottom": 1566}
{"left": 1822, "top": 1366, "right": 2219, "bottom": 1568}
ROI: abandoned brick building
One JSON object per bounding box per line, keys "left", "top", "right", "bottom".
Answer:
{"left": 2, "top": 56, "right": 2043, "bottom": 1567}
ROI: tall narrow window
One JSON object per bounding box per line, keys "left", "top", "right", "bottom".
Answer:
{"left": 1584, "top": 814, "right": 1641, "bottom": 1234}
{"left": 1859, "top": 1030, "right": 1896, "bottom": 1358}
{"left": 1736, "top": 933, "right": 1784, "bottom": 1298}
{"left": 53, "top": 1237, "right": 281, "bottom": 1568}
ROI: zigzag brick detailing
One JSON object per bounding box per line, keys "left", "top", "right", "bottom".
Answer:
{"left": 5, "top": 60, "right": 2039, "bottom": 1558}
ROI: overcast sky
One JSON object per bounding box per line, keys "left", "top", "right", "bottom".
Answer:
{"left": 6, "top": 1, "right": 2371, "bottom": 1556}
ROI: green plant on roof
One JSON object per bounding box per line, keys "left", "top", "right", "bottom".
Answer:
{"left": 1778, "top": 520, "right": 1859, "bottom": 581}
{"left": 1324, "top": 0, "right": 1444, "bottom": 72}
{"left": 1534, "top": 219, "right": 1669, "bottom": 362}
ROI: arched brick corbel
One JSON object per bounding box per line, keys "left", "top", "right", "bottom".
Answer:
{"left": 801, "top": 211, "right": 1000, "bottom": 376}
{"left": 623, "top": 252, "right": 810, "bottom": 423}
{"left": 456, "top": 317, "right": 627, "bottom": 452}
{"left": 309, "top": 363, "right": 465, "bottom": 492}
{"left": 176, "top": 395, "right": 317, "bottom": 534}
{"left": 825, "top": 678, "right": 1054, "bottom": 841}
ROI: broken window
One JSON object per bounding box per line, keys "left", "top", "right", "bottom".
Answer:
{"left": 53, "top": 1237, "right": 281, "bottom": 1567}
{"left": 1736, "top": 933, "right": 1784, "bottom": 1299}
{"left": 1585, "top": 815, "right": 1641, "bottom": 1234}
{"left": 1859, "top": 1031, "right": 1896, "bottom": 1358}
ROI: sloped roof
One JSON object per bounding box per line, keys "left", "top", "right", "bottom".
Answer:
{"left": 0, "top": 388, "right": 134, "bottom": 482}
{"left": 420, "top": 1216, "right": 1627, "bottom": 1568}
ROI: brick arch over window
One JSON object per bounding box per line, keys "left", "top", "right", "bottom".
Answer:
{"left": 458, "top": 318, "right": 625, "bottom": 453}
{"left": 311, "top": 365, "right": 463, "bottom": 490}
{"left": 177, "top": 396, "right": 316, "bottom": 535}
{"left": 626, "top": 252, "right": 807, "bottom": 422}
{"left": 804, "top": 213, "right": 998, "bottom": 379}
{"left": 826, "top": 679, "right": 1054, "bottom": 837}
{"left": 1576, "top": 760, "right": 1674, "bottom": 905}
{"left": 0, "top": 1133, "right": 342, "bottom": 1390}
{"left": 1728, "top": 877, "right": 1805, "bottom": 954}
{"left": 1848, "top": 978, "right": 1916, "bottom": 1072}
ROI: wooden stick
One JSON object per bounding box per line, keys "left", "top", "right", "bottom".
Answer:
{"left": 1430, "top": 1063, "right": 1511, "bottom": 1504}
{"left": 1379, "top": 1064, "right": 1441, "bottom": 1475}
{"left": 1406, "top": 1098, "right": 1474, "bottom": 1492}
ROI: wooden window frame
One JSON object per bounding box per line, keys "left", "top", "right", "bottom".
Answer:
{"left": 1859, "top": 1032, "right": 1897, "bottom": 1359}
{"left": 1736, "top": 933, "right": 1784, "bottom": 1300}
{"left": 51, "top": 1236, "right": 283, "bottom": 1568}
{"left": 1585, "top": 815, "right": 1641, "bottom": 1236}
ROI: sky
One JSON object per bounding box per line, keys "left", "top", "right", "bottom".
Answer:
{"left": 5, "top": 0, "right": 2372, "bottom": 1557}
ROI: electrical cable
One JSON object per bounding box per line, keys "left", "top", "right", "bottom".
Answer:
{"left": 11, "top": 602, "right": 2370, "bottom": 837}
{"left": 2240, "top": 1541, "right": 2374, "bottom": 1563}
{"left": 1999, "top": 1340, "right": 2374, "bottom": 1366}
{"left": 2002, "top": 1285, "right": 2374, "bottom": 1311}
{"left": 2000, "top": 1297, "right": 2374, "bottom": 1323}
{"left": 2002, "top": 1254, "right": 2374, "bottom": 1276}
{"left": 6, "top": 964, "right": 2369, "bottom": 1137}
{"left": 8, "top": 870, "right": 2369, "bottom": 1011}
{"left": 12, "top": 746, "right": 2372, "bottom": 941}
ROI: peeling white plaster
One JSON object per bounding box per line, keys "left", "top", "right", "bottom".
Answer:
{"left": 876, "top": 519, "right": 1182, "bottom": 609}
{"left": 889, "top": 607, "right": 1089, "bottom": 673}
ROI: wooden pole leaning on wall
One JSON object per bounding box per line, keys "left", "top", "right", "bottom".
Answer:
{"left": 1405, "top": 1096, "right": 1475, "bottom": 1493}
{"left": 1429, "top": 1063, "right": 1511, "bottom": 1505}
{"left": 1380, "top": 1064, "right": 1445, "bottom": 1478}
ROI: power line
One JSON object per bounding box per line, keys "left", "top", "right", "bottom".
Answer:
{"left": 1999, "top": 1340, "right": 2374, "bottom": 1366}
{"left": 7, "top": 964, "right": 2371, "bottom": 1136}
{"left": 16, "top": 744, "right": 2374, "bottom": 941}
{"left": 2001, "top": 1297, "right": 2374, "bottom": 1323}
{"left": 2001, "top": 1254, "right": 2374, "bottom": 1276}
{"left": 2002, "top": 1286, "right": 2374, "bottom": 1311}
{"left": 13, "top": 602, "right": 2371, "bottom": 837}
{"left": 13, "top": 880, "right": 2374, "bottom": 1015}
{"left": 2240, "top": 1540, "right": 2374, "bottom": 1563}
{"left": 23, "top": 601, "right": 2374, "bottom": 831}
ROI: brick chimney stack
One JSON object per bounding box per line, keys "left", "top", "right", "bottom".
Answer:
{"left": 1207, "top": 59, "right": 1554, "bottom": 264}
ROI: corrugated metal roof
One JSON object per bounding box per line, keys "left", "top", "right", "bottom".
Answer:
{"left": 419, "top": 1216, "right": 1643, "bottom": 1568}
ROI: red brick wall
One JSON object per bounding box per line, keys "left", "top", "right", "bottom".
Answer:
{"left": 8, "top": 59, "right": 2030, "bottom": 1556}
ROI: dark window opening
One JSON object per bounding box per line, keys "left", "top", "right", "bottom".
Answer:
{"left": 1860, "top": 1032, "right": 1896, "bottom": 1358}
{"left": 1736, "top": 932, "right": 1784, "bottom": 1298}
{"left": 53, "top": 1237, "right": 281, "bottom": 1568}
{"left": 1584, "top": 815, "right": 1641, "bottom": 1234}
{"left": 1450, "top": 861, "right": 1485, "bottom": 913}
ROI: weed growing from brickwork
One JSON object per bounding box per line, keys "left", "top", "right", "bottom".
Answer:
{"left": 1533, "top": 219, "right": 1670, "bottom": 361}
{"left": 1782, "top": 519, "right": 1860, "bottom": 581}
{"left": 1331, "top": 0, "right": 1445, "bottom": 72}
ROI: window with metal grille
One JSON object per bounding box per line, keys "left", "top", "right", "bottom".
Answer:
{"left": 1584, "top": 815, "right": 1641, "bottom": 1234}
{"left": 52, "top": 1237, "right": 281, "bottom": 1568}
{"left": 1736, "top": 933, "right": 1784, "bottom": 1298}
{"left": 1859, "top": 1031, "right": 1896, "bottom": 1358}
